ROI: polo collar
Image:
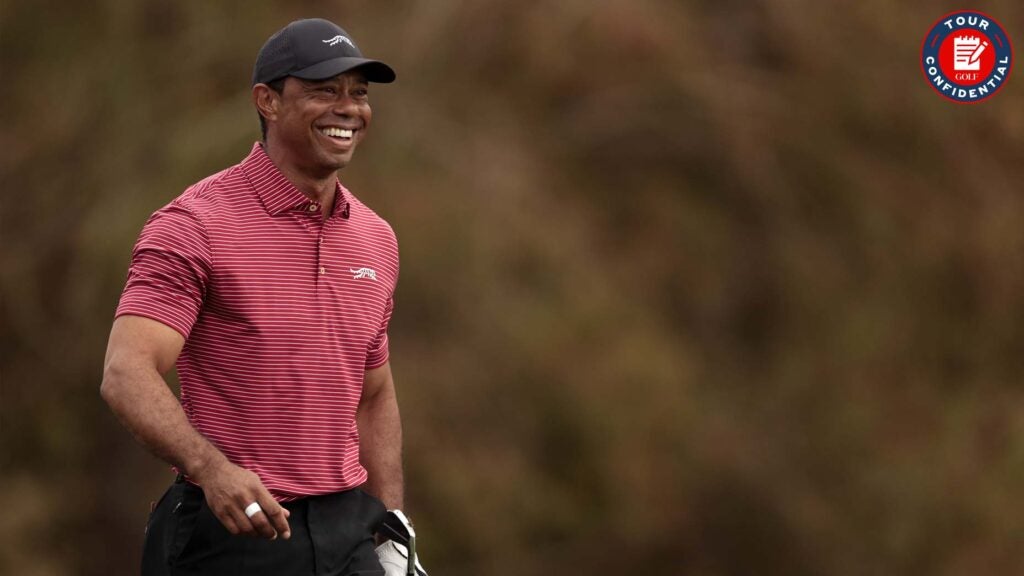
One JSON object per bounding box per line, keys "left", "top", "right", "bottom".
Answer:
{"left": 240, "top": 142, "right": 350, "bottom": 217}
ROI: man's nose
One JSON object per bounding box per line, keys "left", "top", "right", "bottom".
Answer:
{"left": 332, "top": 96, "right": 360, "bottom": 116}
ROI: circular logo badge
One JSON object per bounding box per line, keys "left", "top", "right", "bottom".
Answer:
{"left": 921, "top": 11, "right": 1013, "bottom": 103}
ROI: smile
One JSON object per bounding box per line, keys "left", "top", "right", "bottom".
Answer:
{"left": 319, "top": 127, "right": 354, "bottom": 140}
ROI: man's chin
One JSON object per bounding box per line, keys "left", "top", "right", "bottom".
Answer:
{"left": 330, "top": 158, "right": 353, "bottom": 172}
{"left": 321, "top": 151, "right": 355, "bottom": 172}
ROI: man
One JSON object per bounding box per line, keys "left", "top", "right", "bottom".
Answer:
{"left": 101, "top": 18, "right": 409, "bottom": 575}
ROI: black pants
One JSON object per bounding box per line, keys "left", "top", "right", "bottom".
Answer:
{"left": 142, "top": 478, "right": 387, "bottom": 576}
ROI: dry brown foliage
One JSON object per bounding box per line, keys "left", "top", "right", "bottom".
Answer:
{"left": 3, "top": 1, "right": 1023, "bottom": 574}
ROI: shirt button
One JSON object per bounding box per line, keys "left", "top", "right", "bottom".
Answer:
{"left": 318, "top": 266, "right": 326, "bottom": 275}
{"left": 308, "top": 204, "right": 319, "bottom": 212}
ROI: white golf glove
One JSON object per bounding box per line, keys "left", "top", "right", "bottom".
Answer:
{"left": 375, "top": 540, "right": 428, "bottom": 576}
{"left": 375, "top": 510, "right": 428, "bottom": 576}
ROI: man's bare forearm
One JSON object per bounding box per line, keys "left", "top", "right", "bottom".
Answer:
{"left": 101, "top": 357, "right": 291, "bottom": 539}
{"left": 104, "top": 309, "right": 291, "bottom": 540}
{"left": 101, "top": 358, "right": 228, "bottom": 478}
{"left": 358, "top": 364, "right": 404, "bottom": 510}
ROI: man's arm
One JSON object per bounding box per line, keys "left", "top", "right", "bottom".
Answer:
{"left": 358, "top": 361, "right": 404, "bottom": 510}
{"left": 100, "top": 315, "right": 291, "bottom": 540}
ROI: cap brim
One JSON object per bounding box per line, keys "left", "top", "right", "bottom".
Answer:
{"left": 292, "top": 57, "right": 396, "bottom": 83}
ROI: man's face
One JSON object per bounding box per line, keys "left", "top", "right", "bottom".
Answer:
{"left": 267, "top": 71, "right": 372, "bottom": 176}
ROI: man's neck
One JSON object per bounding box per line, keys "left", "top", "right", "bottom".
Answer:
{"left": 262, "top": 141, "right": 337, "bottom": 218}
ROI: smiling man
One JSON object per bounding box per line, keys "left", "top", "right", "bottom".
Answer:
{"left": 101, "top": 19, "right": 410, "bottom": 575}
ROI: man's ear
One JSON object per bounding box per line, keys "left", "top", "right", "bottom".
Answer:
{"left": 253, "top": 83, "right": 281, "bottom": 123}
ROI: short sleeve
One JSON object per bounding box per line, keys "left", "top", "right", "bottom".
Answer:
{"left": 115, "top": 203, "right": 212, "bottom": 340}
{"left": 364, "top": 294, "right": 394, "bottom": 369}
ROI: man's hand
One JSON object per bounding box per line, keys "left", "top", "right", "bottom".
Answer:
{"left": 191, "top": 458, "right": 291, "bottom": 540}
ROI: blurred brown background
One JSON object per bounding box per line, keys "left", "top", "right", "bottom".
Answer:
{"left": 3, "top": 1, "right": 1024, "bottom": 574}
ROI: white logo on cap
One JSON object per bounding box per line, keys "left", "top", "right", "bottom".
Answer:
{"left": 323, "top": 35, "right": 355, "bottom": 48}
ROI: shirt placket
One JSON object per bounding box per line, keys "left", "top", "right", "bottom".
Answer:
{"left": 303, "top": 202, "right": 328, "bottom": 290}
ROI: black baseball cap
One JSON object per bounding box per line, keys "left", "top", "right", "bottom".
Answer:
{"left": 253, "top": 18, "right": 396, "bottom": 85}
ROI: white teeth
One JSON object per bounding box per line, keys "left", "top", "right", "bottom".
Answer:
{"left": 322, "top": 127, "right": 353, "bottom": 139}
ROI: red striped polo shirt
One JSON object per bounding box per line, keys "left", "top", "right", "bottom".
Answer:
{"left": 116, "top": 142, "right": 399, "bottom": 500}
